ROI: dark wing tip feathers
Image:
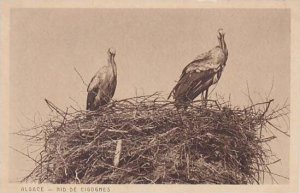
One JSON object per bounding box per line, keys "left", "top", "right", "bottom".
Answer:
{"left": 86, "top": 88, "right": 98, "bottom": 110}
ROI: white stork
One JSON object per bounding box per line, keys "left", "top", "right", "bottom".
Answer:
{"left": 168, "top": 29, "right": 228, "bottom": 108}
{"left": 86, "top": 48, "right": 117, "bottom": 110}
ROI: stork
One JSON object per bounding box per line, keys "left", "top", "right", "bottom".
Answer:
{"left": 86, "top": 48, "right": 117, "bottom": 111}
{"left": 168, "top": 29, "right": 228, "bottom": 108}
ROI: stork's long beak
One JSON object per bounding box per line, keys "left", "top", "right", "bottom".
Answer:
{"left": 218, "top": 28, "right": 225, "bottom": 39}
{"left": 217, "top": 29, "right": 226, "bottom": 50}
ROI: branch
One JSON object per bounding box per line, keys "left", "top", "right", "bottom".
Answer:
{"left": 74, "top": 67, "right": 88, "bottom": 87}
{"left": 267, "top": 120, "right": 290, "bottom": 137}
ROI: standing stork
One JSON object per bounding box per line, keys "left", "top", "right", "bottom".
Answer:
{"left": 168, "top": 29, "right": 228, "bottom": 108}
{"left": 86, "top": 48, "right": 117, "bottom": 111}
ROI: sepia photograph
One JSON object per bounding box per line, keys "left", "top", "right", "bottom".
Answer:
{"left": 1, "top": 1, "right": 300, "bottom": 193}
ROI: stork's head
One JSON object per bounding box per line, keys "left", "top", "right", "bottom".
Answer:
{"left": 217, "top": 28, "right": 228, "bottom": 58}
{"left": 217, "top": 28, "right": 225, "bottom": 39}
{"left": 108, "top": 47, "right": 116, "bottom": 56}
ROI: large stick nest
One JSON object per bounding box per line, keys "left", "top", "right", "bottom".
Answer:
{"left": 18, "top": 93, "right": 289, "bottom": 184}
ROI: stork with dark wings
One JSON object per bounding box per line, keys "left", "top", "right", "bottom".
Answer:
{"left": 168, "top": 29, "right": 228, "bottom": 108}
{"left": 86, "top": 48, "right": 117, "bottom": 111}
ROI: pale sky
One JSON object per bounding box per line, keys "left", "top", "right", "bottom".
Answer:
{"left": 9, "top": 9, "right": 290, "bottom": 183}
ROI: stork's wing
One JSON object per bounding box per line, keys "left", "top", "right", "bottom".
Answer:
{"left": 87, "top": 64, "right": 111, "bottom": 91}
{"left": 87, "top": 73, "right": 98, "bottom": 92}
{"left": 181, "top": 51, "right": 211, "bottom": 77}
{"left": 86, "top": 74, "right": 100, "bottom": 110}
{"left": 168, "top": 51, "right": 211, "bottom": 99}
{"left": 172, "top": 67, "right": 215, "bottom": 102}
{"left": 86, "top": 65, "right": 112, "bottom": 110}
{"left": 86, "top": 89, "right": 96, "bottom": 110}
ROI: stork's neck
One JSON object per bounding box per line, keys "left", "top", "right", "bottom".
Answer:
{"left": 219, "top": 36, "right": 228, "bottom": 58}
{"left": 108, "top": 55, "right": 117, "bottom": 76}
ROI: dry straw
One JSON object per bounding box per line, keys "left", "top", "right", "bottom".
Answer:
{"left": 15, "top": 92, "right": 289, "bottom": 184}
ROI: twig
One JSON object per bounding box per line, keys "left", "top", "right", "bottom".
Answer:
{"left": 74, "top": 67, "right": 88, "bottom": 87}
{"left": 113, "top": 140, "right": 123, "bottom": 167}
{"left": 267, "top": 120, "right": 290, "bottom": 137}
{"left": 10, "top": 146, "right": 39, "bottom": 164}
{"left": 44, "top": 99, "right": 65, "bottom": 118}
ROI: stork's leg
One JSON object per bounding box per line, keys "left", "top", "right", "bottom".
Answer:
{"left": 205, "top": 88, "right": 209, "bottom": 100}
{"left": 204, "top": 88, "right": 209, "bottom": 107}
{"left": 200, "top": 92, "right": 205, "bottom": 108}
{"left": 201, "top": 92, "right": 204, "bottom": 100}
